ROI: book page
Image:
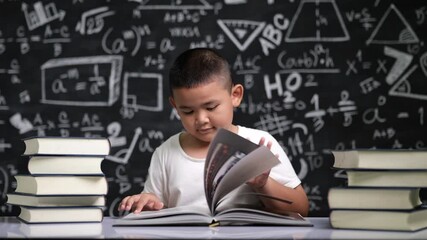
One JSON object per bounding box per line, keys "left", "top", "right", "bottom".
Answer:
{"left": 119, "top": 206, "right": 211, "bottom": 220}
{"left": 211, "top": 146, "right": 279, "bottom": 210}
{"left": 115, "top": 206, "right": 213, "bottom": 225}
{"left": 204, "top": 142, "right": 242, "bottom": 205}
{"left": 214, "top": 207, "right": 312, "bottom": 226}
{"left": 204, "top": 128, "right": 280, "bottom": 213}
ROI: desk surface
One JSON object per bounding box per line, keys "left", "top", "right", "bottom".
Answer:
{"left": 2, "top": 216, "right": 427, "bottom": 239}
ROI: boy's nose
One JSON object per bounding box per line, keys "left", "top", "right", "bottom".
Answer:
{"left": 195, "top": 111, "right": 209, "bottom": 125}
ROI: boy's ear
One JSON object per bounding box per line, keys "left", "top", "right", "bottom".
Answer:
{"left": 169, "top": 96, "right": 177, "bottom": 108}
{"left": 231, "top": 84, "right": 244, "bottom": 107}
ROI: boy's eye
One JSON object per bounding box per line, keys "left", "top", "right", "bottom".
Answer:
{"left": 207, "top": 105, "right": 218, "bottom": 111}
{"left": 182, "top": 110, "right": 193, "bottom": 115}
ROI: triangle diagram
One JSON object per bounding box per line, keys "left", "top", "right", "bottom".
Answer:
{"left": 217, "top": 19, "right": 265, "bottom": 51}
{"left": 389, "top": 65, "right": 427, "bottom": 100}
{"left": 234, "top": 29, "right": 247, "bottom": 39}
{"left": 367, "top": 4, "right": 419, "bottom": 45}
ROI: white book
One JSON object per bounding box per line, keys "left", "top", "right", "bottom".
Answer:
{"left": 328, "top": 187, "right": 422, "bottom": 210}
{"left": 18, "top": 206, "right": 104, "bottom": 223}
{"left": 346, "top": 170, "right": 427, "bottom": 187}
{"left": 330, "top": 207, "right": 427, "bottom": 231}
{"left": 27, "top": 155, "right": 104, "bottom": 175}
{"left": 331, "top": 149, "right": 427, "bottom": 170}
{"left": 22, "top": 137, "right": 110, "bottom": 156}
{"left": 6, "top": 192, "right": 105, "bottom": 207}
{"left": 14, "top": 175, "right": 108, "bottom": 195}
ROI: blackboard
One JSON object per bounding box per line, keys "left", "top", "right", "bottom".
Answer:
{"left": 1, "top": 0, "right": 426, "bottom": 217}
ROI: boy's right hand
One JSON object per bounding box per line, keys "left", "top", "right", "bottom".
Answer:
{"left": 118, "top": 192, "right": 164, "bottom": 214}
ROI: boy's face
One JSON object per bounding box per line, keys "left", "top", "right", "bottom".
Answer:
{"left": 169, "top": 77, "right": 243, "bottom": 144}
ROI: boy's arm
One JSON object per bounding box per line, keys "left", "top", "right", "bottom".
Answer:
{"left": 249, "top": 178, "right": 309, "bottom": 217}
{"left": 246, "top": 136, "right": 309, "bottom": 217}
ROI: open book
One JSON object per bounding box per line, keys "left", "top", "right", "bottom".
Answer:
{"left": 114, "top": 128, "right": 312, "bottom": 226}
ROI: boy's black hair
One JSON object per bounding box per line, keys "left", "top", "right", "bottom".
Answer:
{"left": 169, "top": 48, "right": 232, "bottom": 96}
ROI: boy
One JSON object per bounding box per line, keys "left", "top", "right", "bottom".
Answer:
{"left": 119, "top": 48, "right": 309, "bottom": 216}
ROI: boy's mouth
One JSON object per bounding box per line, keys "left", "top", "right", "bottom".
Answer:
{"left": 198, "top": 127, "right": 214, "bottom": 134}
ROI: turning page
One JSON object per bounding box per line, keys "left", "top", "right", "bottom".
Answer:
{"left": 204, "top": 128, "right": 280, "bottom": 213}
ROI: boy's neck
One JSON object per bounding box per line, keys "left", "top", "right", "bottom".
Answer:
{"left": 179, "top": 126, "right": 239, "bottom": 159}
{"left": 179, "top": 132, "right": 210, "bottom": 159}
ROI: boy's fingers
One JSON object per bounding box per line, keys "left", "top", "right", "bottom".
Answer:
{"left": 145, "top": 200, "right": 163, "bottom": 210}
{"left": 119, "top": 194, "right": 160, "bottom": 213}
{"left": 125, "top": 198, "right": 137, "bottom": 211}
{"left": 133, "top": 198, "right": 148, "bottom": 214}
{"left": 155, "top": 202, "right": 164, "bottom": 210}
{"left": 118, "top": 196, "right": 131, "bottom": 210}
{"left": 145, "top": 201, "right": 155, "bottom": 209}
{"left": 258, "top": 137, "right": 266, "bottom": 146}
{"left": 266, "top": 140, "right": 273, "bottom": 149}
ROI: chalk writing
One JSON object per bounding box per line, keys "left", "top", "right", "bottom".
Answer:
{"left": 41, "top": 55, "right": 123, "bottom": 106}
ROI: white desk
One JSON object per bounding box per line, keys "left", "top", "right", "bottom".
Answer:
{"left": 2, "top": 216, "right": 427, "bottom": 239}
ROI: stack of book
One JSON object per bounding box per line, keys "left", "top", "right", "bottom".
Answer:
{"left": 6, "top": 137, "right": 110, "bottom": 223}
{"left": 328, "top": 149, "right": 427, "bottom": 231}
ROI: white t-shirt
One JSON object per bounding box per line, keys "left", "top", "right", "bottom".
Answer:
{"left": 142, "top": 126, "right": 301, "bottom": 212}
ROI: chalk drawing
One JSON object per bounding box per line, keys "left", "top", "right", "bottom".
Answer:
{"left": 0, "top": 90, "right": 8, "bottom": 111}
{"left": 397, "top": 112, "right": 409, "bottom": 119}
{"left": 337, "top": 91, "right": 357, "bottom": 127}
{"left": 137, "top": 0, "right": 215, "bottom": 11}
{"left": 109, "top": 197, "right": 125, "bottom": 217}
{"left": 9, "top": 113, "right": 33, "bottom": 134}
{"left": 40, "top": 55, "right": 123, "bottom": 106}
{"left": 419, "top": 51, "right": 427, "bottom": 77}
{"left": 0, "top": 139, "right": 12, "bottom": 153}
{"left": 363, "top": 108, "right": 386, "bottom": 125}
{"left": 285, "top": 0, "right": 349, "bottom": 42}
{"left": 232, "top": 54, "right": 261, "bottom": 75}
{"left": 189, "top": 34, "right": 225, "bottom": 49}
{"left": 384, "top": 46, "right": 413, "bottom": 85}
{"left": 389, "top": 65, "right": 427, "bottom": 100}
{"left": 217, "top": 19, "right": 265, "bottom": 51}
{"left": 360, "top": 77, "right": 381, "bottom": 94}
{"left": 366, "top": 4, "right": 419, "bottom": 45}
{"left": 19, "top": 90, "right": 31, "bottom": 104}
{"left": 122, "top": 72, "right": 163, "bottom": 112}
{"left": 297, "top": 158, "right": 308, "bottom": 180}
{"left": 22, "top": 2, "right": 66, "bottom": 31}
{"left": 277, "top": 44, "right": 338, "bottom": 72}
{"left": 415, "top": 6, "right": 427, "bottom": 25}
{"left": 106, "top": 127, "right": 142, "bottom": 164}
{"left": 345, "top": 8, "right": 376, "bottom": 31}
{"left": 289, "top": 123, "right": 311, "bottom": 180}
{"left": 224, "top": 0, "right": 247, "bottom": 4}
{"left": 102, "top": 26, "right": 142, "bottom": 56}
{"left": 75, "top": 6, "right": 115, "bottom": 35}
{"left": 107, "top": 122, "right": 127, "bottom": 147}
{"left": 254, "top": 112, "right": 293, "bottom": 136}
